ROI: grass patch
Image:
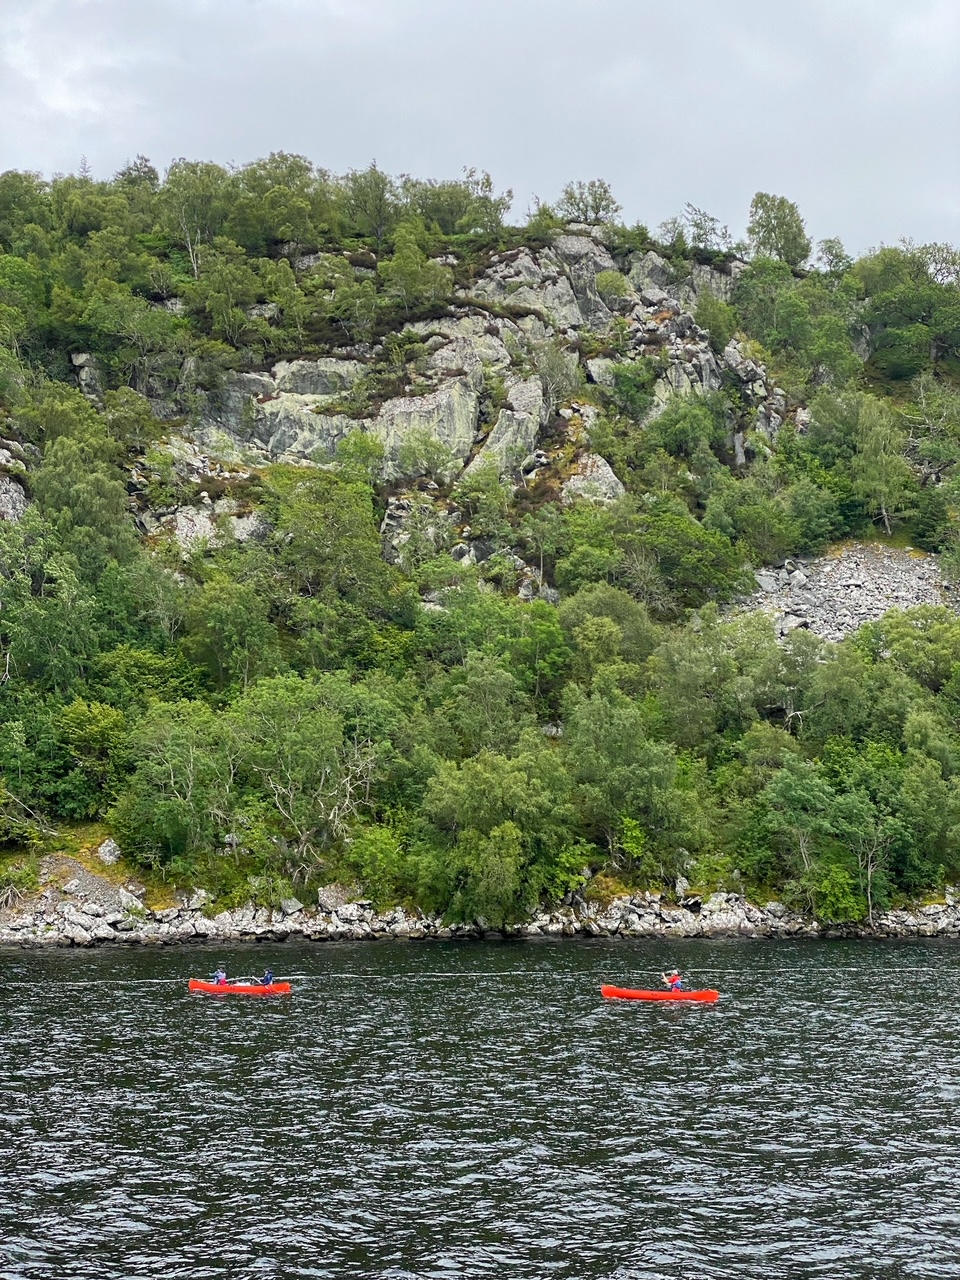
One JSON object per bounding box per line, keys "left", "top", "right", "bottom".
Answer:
{"left": 0, "top": 853, "right": 40, "bottom": 908}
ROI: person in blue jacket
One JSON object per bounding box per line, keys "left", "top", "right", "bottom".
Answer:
{"left": 212, "top": 965, "right": 227, "bottom": 985}
{"left": 259, "top": 968, "right": 274, "bottom": 986}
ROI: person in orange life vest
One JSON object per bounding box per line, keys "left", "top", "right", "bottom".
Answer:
{"left": 661, "top": 968, "right": 683, "bottom": 991}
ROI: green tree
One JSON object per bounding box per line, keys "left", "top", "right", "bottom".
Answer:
{"left": 555, "top": 180, "right": 621, "bottom": 225}
{"left": 343, "top": 162, "right": 399, "bottom": 251}
{"left": 31, "top": 425, "right": 137, "bottom": 580}
{"left": 181, "top": 579, "right": 282, "bottom": 690}
{"left": 55, "top": 698, "right": 128, "bottom": 811}
{"left": 327, "top": 271, "right": 378, "bottom": 343}
{"left": 189, "top": 238, "right": 262, "bottom": 345}
{"left": 229, "top": 674, "right": 381, "bottom": 878}
{"left": 159, "top": 159, "right": 231, "bottom": 277}
{"left": 747, "top": 192, "right": 811, "bottom": 267}
{"left": 110, "top": 700, "right": 237, "bottom": 864}
{"left": 694, "top": 290, "right": 738, "bottom": 353}
{"left": 851, "top": 395, "right": 914, "bottom": 534}
{"left": 0, "top": 510, "right": 100, "bottom": 694}
{"left": 433, "top": 651, "right": 531, "bottom": 757}
{"left": 378, "top": 223, "right": 452, "bottom": 313}
{"left": 564, "top": 688, "right": 690, "bottom": 856}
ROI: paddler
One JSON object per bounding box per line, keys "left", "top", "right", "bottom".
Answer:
{"left": 212, "top": 965, "right": 227, "bottom": 985}
{"left": 661, "top": 968, "right": 683, "bottom": 991}
{"left": 258, "top": 967, "right": 274, "bottom": 987}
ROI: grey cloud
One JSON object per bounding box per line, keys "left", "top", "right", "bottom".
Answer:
{"left": 0, "top": 0, "right": 957, "bottom": 253}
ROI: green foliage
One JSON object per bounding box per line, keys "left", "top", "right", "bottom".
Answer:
{"left": 181, "top": 578, "right": 282, "bottom": 691}
{"left": 1, "top": 154, "right": 959, "bottom": 926}
{"left": 608, "top": 360, "right": 656, "bottom": 421}
{"left": 694, "top": 291, "right": 738, "bottom": 353}
{"left": 595, "top": 270, "right": 629, "bottom": 305}
{"left": 396, "top": 429, "right": 456, "bottom": 483}
{"left": 451, "top": 463, "right": 510, "bottom": 537}
{"left": 555, "top": 180, "right": 621, "bottom": 225}
{"left": 703, "top": 477, "right": 797, "bottom": 564}
{"left": 747, "top": 192, "right": 811, "bottom": 267}
{"left": 0, "top": 855, "right": 40, "bottom": 904}
{"left": 378, "top": 223, "right": 453, "bottom": 313}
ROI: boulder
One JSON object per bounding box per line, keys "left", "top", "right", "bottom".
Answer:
{"left": 272, "top": 358, "right": 364, "bottom": 395}
{"left": 562, "top": 453, "right": 625, "bottom": 504}
{"left": 627, "top": 251, "right": 675, "bottom": 294}
{"left": 463, "top": 376, "right": 544, "bottom": 478}
{"left": 118, "top": 887, "right": 144, "bottom": 912}
{"left": 426, "top": 331, "right": 511, "bottom": 378}
{"left": 550, "top": 234, "right": 618, "bottom": 329}
{"left": 586, "top": 357, "right": 617, "bottom": 387}
{"left": 0, "top": 475, "right": 27, "bottom": 523}
{"left": 96, "top": 839, "right": 122, "bottom": 866}
{"left": 71, "top": 352, "right": 104, "bottom": 403}
{"left": 374, "top": 377, "right": 480, "bottom": 478}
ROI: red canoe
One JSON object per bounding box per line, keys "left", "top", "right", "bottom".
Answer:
{"left": 189, "top": 979, "right": 292, "bottom": 996}
{"left": 601, "top": 984, "right": 719, "bottom": 1003}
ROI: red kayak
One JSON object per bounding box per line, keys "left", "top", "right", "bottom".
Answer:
{"left": 601, "top": 984, "right": 719, "bottom": 1003}
{"left": 189, "top": 979, "right": 291, "bottom": 997}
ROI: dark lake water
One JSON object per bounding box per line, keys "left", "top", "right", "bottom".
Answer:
{"left": 2, "top": 938, "right": 960, "bottom": 1279}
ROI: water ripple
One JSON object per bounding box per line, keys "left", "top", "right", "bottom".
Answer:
{"left": 3, "top": 939, "right": 960, "bottom": 1276}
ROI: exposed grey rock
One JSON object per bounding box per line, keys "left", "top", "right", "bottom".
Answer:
{"left": 96, "top": 839, "right": 121, "bottom": 866}
{"left": 586, "top": 357, "right": 617, "bottom": 387}
{"left": 464, "top": 376, "right": 544, "bottom": 478}
{"left": 0, "top": 475, "right": 27, "bottom": 523}
{"left": 426, "top": 329, "right": 511, "bottom": 378}
{"left": 272, "top": 358, "right": 365, "bottom": 395}
{"left": 746, "top": 542, "right": 952, "bottom": 642}
{"left": 155, "top": 506, "right": 218, "bottom": 550}
{"left": 627, "top": 250, "right": 675, "bottom": 294}
{"left": 562, "top": 453, "right": 626, "bottom": 504}
{"left": 71, "top": 352, "right": 104, "bottom": 404}
{"left": 550, "top": 234, "right": 618, "bottom": 329}
{"left": 374, "top": 377, "right": 480, "bottom": 479}
{"left": 686, "top": 260, "right": 745, "bottom": 304}
{"left": 465, "top": 247, "right": 584, "bottom": 329}
{"left": 247, "top": 302, "right": 279, "bottom": 320}
{"left": 11, "top": 873, "right": 952, "bottom": 945}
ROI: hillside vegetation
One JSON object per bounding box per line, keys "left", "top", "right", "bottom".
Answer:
{"left": 2, "top": 157, "right": 960, "bottom": 925}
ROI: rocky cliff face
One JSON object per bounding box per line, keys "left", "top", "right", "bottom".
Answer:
{"left": 186, "top": 234, "right": 784, "bottom": 483}
{"left": 88, "top": 231, "right": 788, "bottom": 577}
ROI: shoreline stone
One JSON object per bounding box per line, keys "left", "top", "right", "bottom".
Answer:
{"left": 2, "top": 886, "right": 958, "bottom": 949}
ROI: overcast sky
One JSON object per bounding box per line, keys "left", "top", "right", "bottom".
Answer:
{"left": 1, "top": 0, "right": 957, "bottom": 254}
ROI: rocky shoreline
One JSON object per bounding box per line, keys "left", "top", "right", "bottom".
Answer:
{"left": 4, "top": 857, "right": 960, "bottom": 947}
